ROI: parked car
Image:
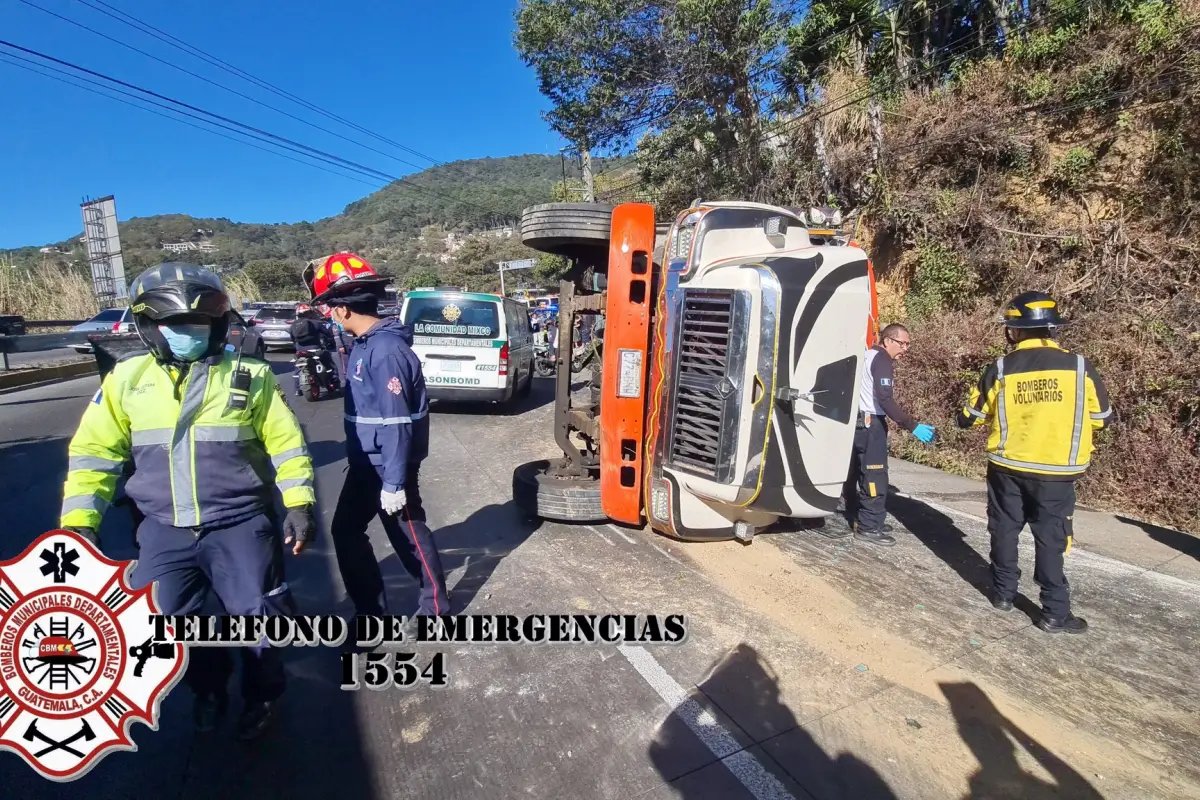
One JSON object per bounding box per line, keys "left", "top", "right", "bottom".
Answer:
{"left": 72, "top": 307, "right": 133, "bottom": 353}
{"left": 252, "top": 304, "right": 300, "bottom": 351}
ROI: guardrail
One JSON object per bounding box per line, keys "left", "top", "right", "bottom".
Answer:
{"left": 0, "top": 320, "right": 90, "bottom": 371}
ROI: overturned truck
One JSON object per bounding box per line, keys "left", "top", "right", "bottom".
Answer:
{"left": 512, "top": 201, "right": 879, "bottom": 543}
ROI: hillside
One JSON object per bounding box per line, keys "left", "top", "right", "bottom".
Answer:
{"left": 5, "top": 154, "right": 575, "bottom": 276}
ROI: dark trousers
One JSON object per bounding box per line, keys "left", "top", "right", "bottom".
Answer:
{"left": 844, "top": 415, "right": 889, "bottom": 532}
{"left": 986, "top": 466, "right": 1076, "bottom": 618}
{"left": 330, "top": 461, "right": 450, "bottom": 617}
{"left": 130, "top": 513, "right": 290, "bottom": 703}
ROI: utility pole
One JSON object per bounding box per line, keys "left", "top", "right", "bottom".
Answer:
{"left": 498, "top": 262, "right": 505, "bottom": 297}
{"left": 581, "top": 148, "right": 595, "bottom": 202}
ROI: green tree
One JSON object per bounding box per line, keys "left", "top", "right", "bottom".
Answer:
{"left": 403, "top": 269, "right": 440, "bottom": 289}
{"left": 241, "top": 259, "right": 306, "bottom": 300}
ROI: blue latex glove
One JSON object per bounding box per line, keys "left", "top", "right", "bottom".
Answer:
{"left": 913, "top": 424, "right": 936, "bottom": 443}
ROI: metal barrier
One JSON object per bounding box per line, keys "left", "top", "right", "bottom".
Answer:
{"left": 0, "top": 320, "right": 89, "bottom": 371}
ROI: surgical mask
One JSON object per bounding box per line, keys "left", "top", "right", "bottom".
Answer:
{"left": 158, "top": 323, "right": 211, "bottom": 361}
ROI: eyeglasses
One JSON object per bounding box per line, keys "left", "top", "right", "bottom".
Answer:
{"left": 888, "top": 337, "right": 911, "bottom": 348}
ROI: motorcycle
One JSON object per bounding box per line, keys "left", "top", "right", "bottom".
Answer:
{"left": 533, "top": 342, "right": 556, "bottom": 378}
{"left": 294, "top": 348, "right": 340, "bottom": 402}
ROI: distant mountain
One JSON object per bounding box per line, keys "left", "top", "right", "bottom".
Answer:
{"left": 7, "top": 154, "right": 582, "bottom": 276}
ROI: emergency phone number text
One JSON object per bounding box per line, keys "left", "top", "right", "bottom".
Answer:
{"left": 339, "top": 652, "right": 448, "bottom": 691}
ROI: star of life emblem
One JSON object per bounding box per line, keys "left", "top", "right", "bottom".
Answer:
{"left": 387, "top": 377, "right": 403, "bottom": 395}
{"left": 0, "top": 530, "right": 186, "bottom": 782}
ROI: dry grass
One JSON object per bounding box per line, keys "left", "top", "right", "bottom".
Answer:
{"left": 0, "top": 265, "right": 100, "bottom": 320}
{"left": 0, "top": 265, "right": 263, "bottom": 322}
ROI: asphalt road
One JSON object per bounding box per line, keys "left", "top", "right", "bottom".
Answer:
{"left": 0, "top": 355, "right": 1196, "bottom": 799}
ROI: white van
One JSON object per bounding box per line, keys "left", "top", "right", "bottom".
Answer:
{"left": 400, "top": 290, "right": 535, "bottom": 404}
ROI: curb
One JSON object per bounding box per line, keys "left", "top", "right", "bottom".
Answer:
{"left": 0, "top": 361, "right": 96, "bottom": 392}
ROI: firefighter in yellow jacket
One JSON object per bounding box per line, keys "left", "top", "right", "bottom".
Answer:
{"left": 957, "top": 291, "right": 1111, "bottom": 634}
{"left": 60, "top": 264, "right": 315, "bottom": 738}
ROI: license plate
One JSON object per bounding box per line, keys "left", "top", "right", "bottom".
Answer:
{"left": 264, "top": 331, "right": 286, "bottom": 339}
{"left": 440, "top": 361, "right": 461, "bottom": 372}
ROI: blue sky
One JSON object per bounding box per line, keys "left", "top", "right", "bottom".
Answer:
{"left": 0, "top": 0, "right": 565, "bottom": 248}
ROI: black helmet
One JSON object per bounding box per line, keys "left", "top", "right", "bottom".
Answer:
{"left": 1001, "top": 291, "right": 1067, "bottom": 329}
{"left": 128, "top": 263, "right": 232, "bottom": 362}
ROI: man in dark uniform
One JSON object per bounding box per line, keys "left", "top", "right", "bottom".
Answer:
{"left": 957, "top": 292, "right": 1111, "bottom": 634}
{"left": 843, "top": 323, "right": 936, "bottom": 546}
{"left": 309, "top": 253, "right": 450, "bottom": 628}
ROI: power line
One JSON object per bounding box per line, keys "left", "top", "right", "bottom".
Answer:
{"left": 0, "top": 39, "right": 513, "bottom": 218}
{"left": 73, "top": 0, "right": 445, "bottom": 167}
{"left": 17, "top": 0, "right": 433, "bottom": 173}
{"left": 0, "top": 52, "right": 390, "bottom": 190}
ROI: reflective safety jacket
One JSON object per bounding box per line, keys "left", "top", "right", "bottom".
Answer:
{"left": 343, "top": 317, "right": 429, "bottom": 493}
{"left": 61, "top": 351, "right": 315, "bottom": 530}
{"left": 956, "top": 339, "right": 1111, "bottom": 478}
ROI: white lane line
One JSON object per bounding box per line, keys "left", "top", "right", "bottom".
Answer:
{"left": 589, "top": 526, "right": 616, "bottom": 546}
{"left": 893, "top": 491, "right": 1199, "bottom": 592}
{"left": 607, "top": 523, "right": 637, "bottom": 544}
{"left": 619, "top": 645, "right": 796, "bottom": 800}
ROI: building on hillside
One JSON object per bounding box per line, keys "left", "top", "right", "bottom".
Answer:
{"left": 161, "top": 229, "right": 217, "bottom": 254}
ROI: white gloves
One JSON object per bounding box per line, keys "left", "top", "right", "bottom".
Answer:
{"left": 380, "top": 488, "right": 407, "bottom": 515}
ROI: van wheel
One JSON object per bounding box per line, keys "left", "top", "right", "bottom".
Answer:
{"left": 520, "top": 203, "right": 614, "bottom": 260}
{"left": 513, "top": 460, "right": 606, "bottom": 523}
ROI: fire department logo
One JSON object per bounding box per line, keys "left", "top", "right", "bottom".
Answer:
{"left": 0, "top": 530, "right": 186, "bottom": 782}
{"left": 387, "top": 377, "right": 403, "bottom": 395}
{"left": 441, "top": 304, "right": 462, "bottom": 323}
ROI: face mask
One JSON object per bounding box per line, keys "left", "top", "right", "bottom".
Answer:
{"left": 158, "top": 323, "right": 211, "bottom": 361}
{"left": 331, "top": 310, "right": 346, "bottom": 332}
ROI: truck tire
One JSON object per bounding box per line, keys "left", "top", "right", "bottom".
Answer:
{"left": 512, "top": 459, "right": 606, "bottom": 523}
{"left": 520, "top": 203, "right": 614, "bottom": 257}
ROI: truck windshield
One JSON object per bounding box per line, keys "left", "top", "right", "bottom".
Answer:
{"left": 404, "top": 297, "right": 500, "bottom": 339}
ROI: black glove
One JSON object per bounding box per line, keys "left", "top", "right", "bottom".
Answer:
{"left": 65, "top": 526, "right": 99, "bottom": 546}
{"left": 283, "top": 505, "right": 315, "bottom": 553}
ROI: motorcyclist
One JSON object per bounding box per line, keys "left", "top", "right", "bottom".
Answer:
{"left": 289, "top": 303, "right": 340, "bottom": 395}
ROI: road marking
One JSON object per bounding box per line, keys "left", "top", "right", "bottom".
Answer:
{"left": 589, "top": 526, "right": 616, "bottom": 546}
{"left": 618, "top": 645, "right": 795, "bottom": 800}
{"left": 893, "top": 491, "right": 1199, "bottom": 592}
{"left": 607, "top": 523, "right": 637, "bottom": 544}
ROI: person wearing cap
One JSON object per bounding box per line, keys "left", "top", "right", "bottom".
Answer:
{"left": 308, "top": 253, "right": 450, "bottom": 626}
{"left": 59, "top": 263, "right": 315, "bottom": 738}
{"left": 957, "top": 291, "right": 1111, "bottom": 634}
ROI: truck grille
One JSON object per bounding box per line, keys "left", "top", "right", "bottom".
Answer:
{"left": 668, "top": 291, "right": 735, "bottom": 478}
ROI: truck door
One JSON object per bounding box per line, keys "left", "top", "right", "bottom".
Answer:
{"left": 767, "top": 254, "right": 872, "bottom": 513}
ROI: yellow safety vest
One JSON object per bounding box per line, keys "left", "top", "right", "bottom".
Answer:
{"left": 61, "top": 351, "right": 315, "bottom": 530}
{"left": 958, "top": 339, "right": 1112, "bottom": 477}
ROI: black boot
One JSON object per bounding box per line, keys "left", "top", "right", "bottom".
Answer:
{"left": 854, "top": 527, "right": 896, "bottom": 547}
{"left": 236, "top": 700, "right": 277, "bottom": 740}
{"left": 193, "top": 691, "right": 228, "bottom": 733}
{"left": 991, "top": 595, "right": 1014, "bottom": 612}
{"left": 1037, "top": 614, "right": 1088, "bottom": 634}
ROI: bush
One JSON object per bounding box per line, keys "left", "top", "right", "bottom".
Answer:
{"left": 1048, "top": 146, "right": 1097, "bottom": 193}
{"left": 1064, "top": 56, "right": 1123, "bottom": 109}
{"left": 905, "top": 243, "right": 976, "bottom": 319}
{"left": 1020, "top": 72, "right": 1055, "bottom": 102}
{"left": 1009, "top": 25, "right": 1079, "bottom": 65}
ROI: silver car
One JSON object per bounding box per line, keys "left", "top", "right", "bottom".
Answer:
{"left": 252, "top": 304, "right": 300, "bottom": 351}
{"left": 72, "top": 307, "right": 133, "bottom": 353}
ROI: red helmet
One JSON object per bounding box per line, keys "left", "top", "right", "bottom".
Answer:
{"left": 310, "top": 252, "right": 389, "bottom": 304}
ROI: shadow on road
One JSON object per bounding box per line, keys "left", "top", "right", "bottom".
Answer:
{"left": 940, "top": 682, "right": 1103, "bottom": 800}
{"left": 1117, "top": 514, "right": 1200, "bottom": 561}
{"left": 376, "top": 500, "right": 541, "bottom": 615}
{"left": 888, "top": 490, "right": 1040, "bottom": 623}
{"left": 649, "top": 643, "right": 897, "bottom": 799}
{"left": 429, "top": 376, "right": 555, "bottom": 417}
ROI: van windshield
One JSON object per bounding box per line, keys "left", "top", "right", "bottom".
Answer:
{"left": 404, "top": 297, "right": 500, "bottom": 339}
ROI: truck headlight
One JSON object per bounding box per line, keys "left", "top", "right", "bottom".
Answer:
{"left": 651, "top": 484, "right": 669, "bottom": 522}
{"left": 617, "top": 349, "right": 643, "bottom": 398}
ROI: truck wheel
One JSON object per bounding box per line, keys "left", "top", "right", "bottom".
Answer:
{"left": 512, "top": 459, "right": 606, "bottom": 523}
{"left": 520, "top": 203, "right": 614, "bottom": 259}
